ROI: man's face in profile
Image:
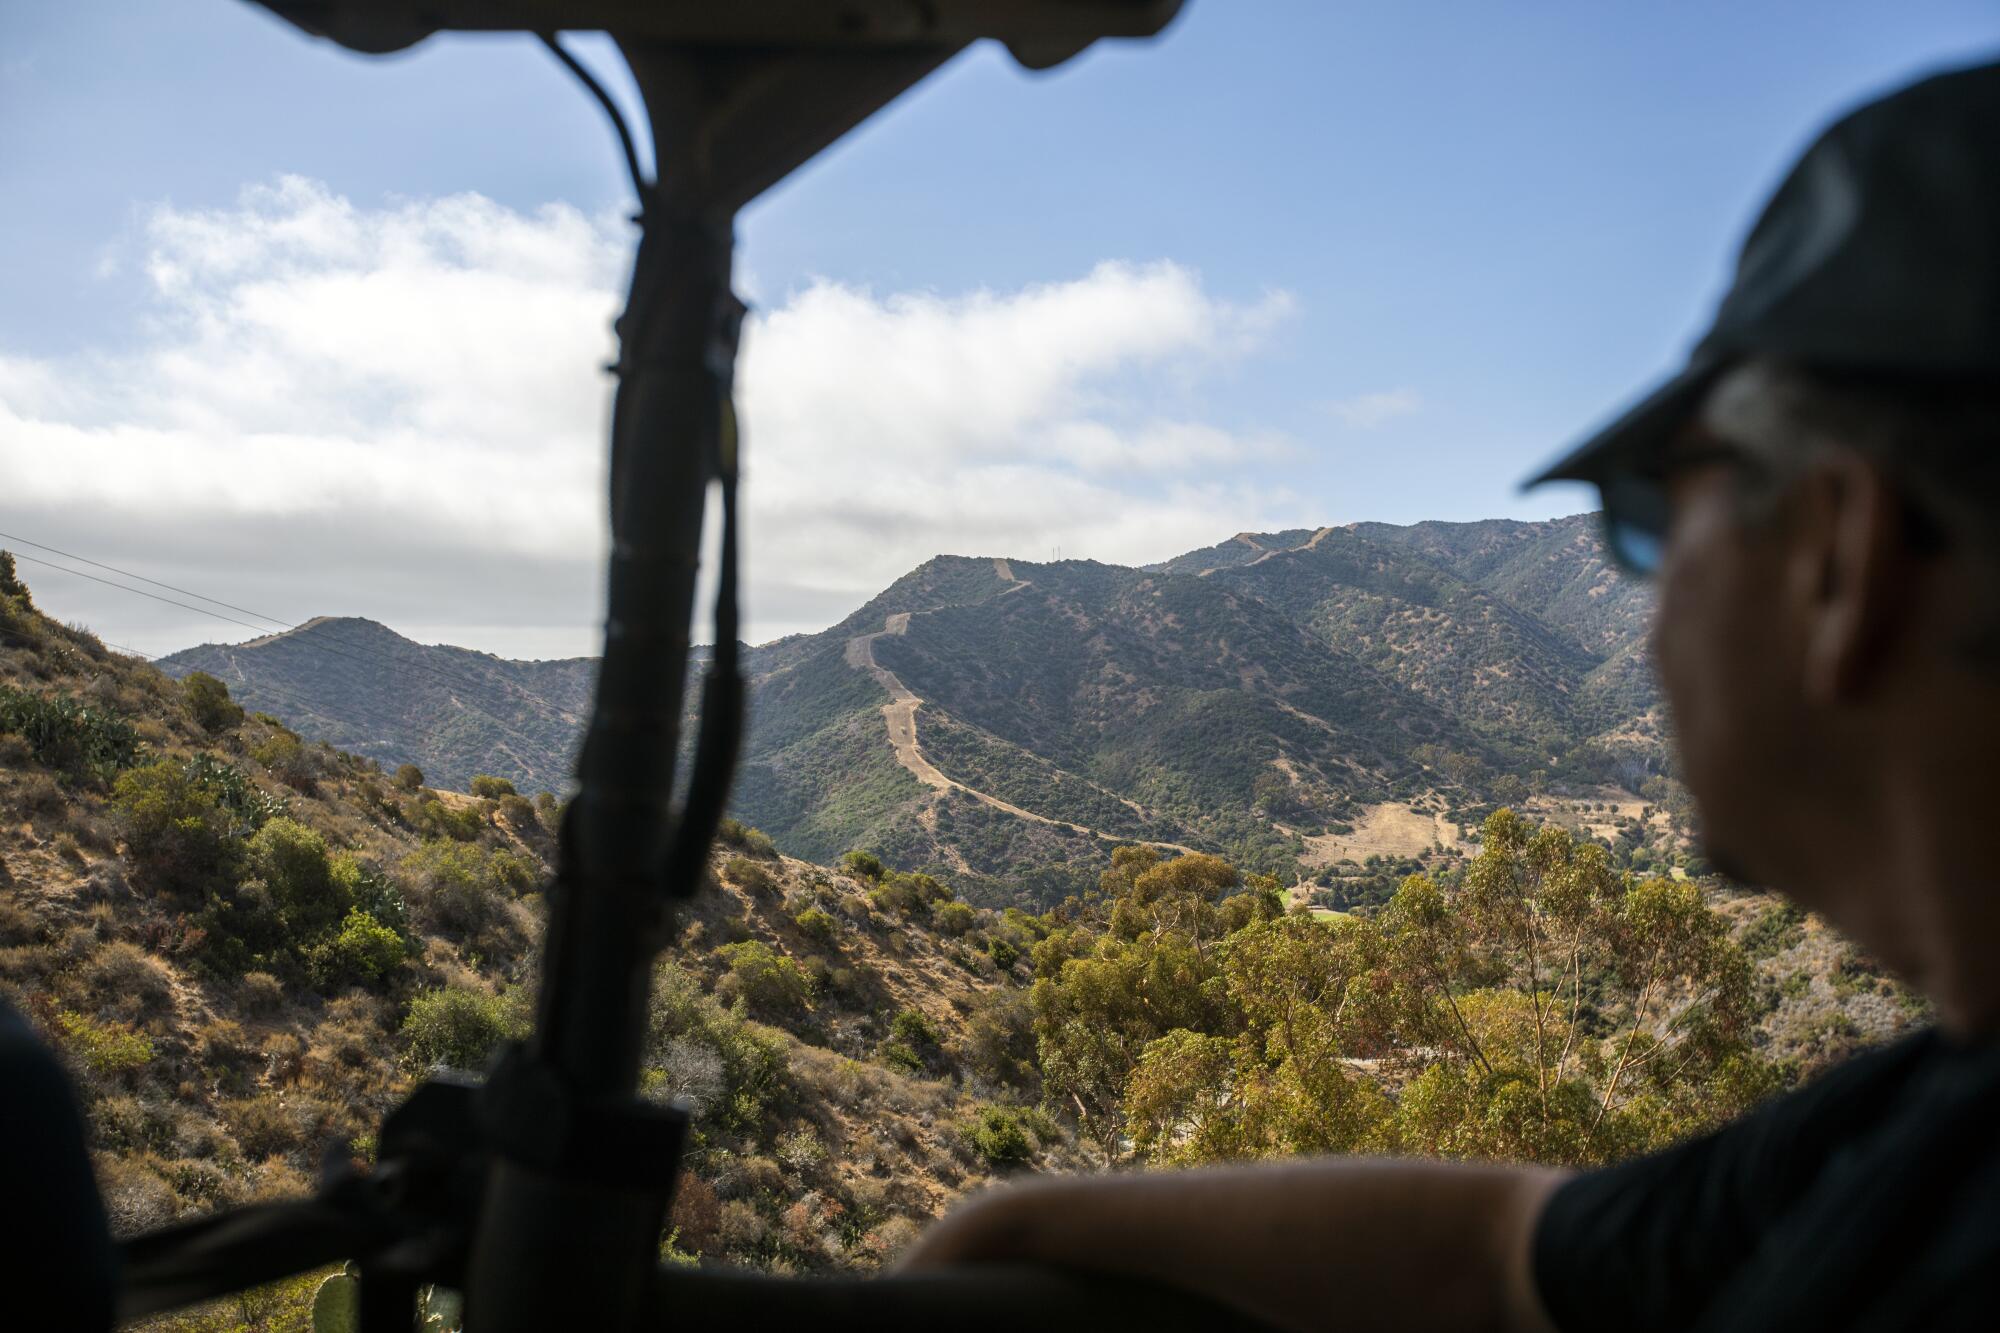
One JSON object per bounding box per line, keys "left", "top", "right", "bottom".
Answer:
{"left": 1647, "top": 421, "right": 1806, "bottom": 890}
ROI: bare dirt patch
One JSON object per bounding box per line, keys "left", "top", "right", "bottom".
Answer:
{"left": 1302, "top": 801, "right": 1460, "bottom": 868}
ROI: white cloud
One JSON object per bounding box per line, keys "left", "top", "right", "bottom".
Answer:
{"left": 0, "top": 177, "right": 1306, "bottom": 657}
{"left": 736, "top": 262, "right": 1302, "bottom": 629}
{"left": 1325, "top": 387, "right": 1422, "bottom": 429}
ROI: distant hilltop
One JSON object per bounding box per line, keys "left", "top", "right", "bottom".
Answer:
{"left": 158, "top": 617, "right": 596, "bottom": 793}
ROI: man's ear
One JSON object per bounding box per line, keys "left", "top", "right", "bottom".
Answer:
{"left": 1798, "top": 452, "right": 1911, "bottom": 706}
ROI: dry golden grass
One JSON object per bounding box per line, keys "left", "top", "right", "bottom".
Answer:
{"left": 1302, "top": 799, "right": 1463, "bottom": 867}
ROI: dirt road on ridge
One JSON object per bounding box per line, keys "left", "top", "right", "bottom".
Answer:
{"left": 843, "top": 567, "right": 1192, "bottom": 854}
{"left": 843, "top": 612, "right": 953, "bottom": 791}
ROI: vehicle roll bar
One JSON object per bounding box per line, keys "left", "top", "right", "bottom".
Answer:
{"left": 119, "top": 5, "right": 1191, "bottom": 1327}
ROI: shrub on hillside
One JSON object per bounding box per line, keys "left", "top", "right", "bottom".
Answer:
{"left": 251, "top": 730, "right": 319, "bottom": 793}
{"left": 182, "top": 753, "right": 289, "bottom": 833}
{"left": 222, "top": 1092, "right": 308, "bottom": 1159}
{"left": 237, "top": 971, "right": 286, "bottom": 1016}
{"left": 723, "top": 856, "right": 777, "bottom": 897}
{"left": 792, "top": 906, "right": 838, "bottom": 944}
{"left": 94, "top": 1155, "right": 178, "bottom": 1235}
{"left": 868, "top": 870, "right": 952, "bottom": 918}
{"left": 496, "top": 793, "right": 538, "bottom": 830}
{"left": 308, "top": 909, "right": 407, "bottom": 988}
{"left": 191, "top": 883, "right": 289, "bottom": 979}
{"left": 958, "top": 989, "right": 1037, "bottom": 1090}
{"left": 668, "top": 1175, "right": 723, "bottom": 1257}
{"left": 879, "top": 1008, "right": 945, "bottom": 1076}
{"left": 246, "top": 818, "right": 349, "bottom": 939}
{"left": 961, "top": 1104, "right": 1033, "bottom": 1172}
{"left": 113, "top": 759, "right": 239, "bottom": 894}
{"left": 929, "top": 900, "right": 976, "bottom": 937}
{"left": 718, "top": 818, "right": 778, "bottom": 859}
{"left": 715, "top": 940, "right": 814, "bottom": 1018}
{"left": 181, "top": 671, "right": 244, "bottom": 733}
{"left": 646, "top": 962, "right": 788, "bottom": 1132}
{"left": 1741, "top": 902, "right": 1808, "bottom": 960}
{"left": 56, "top": 1009, "right": 155, "bottom": 1075}
{"left": 81, "top": 941, "right": 177, "bottom": 1024}
{"left": 841, "top": 849, "right": 885, "bottom": 883}
{"left": 393, "top": 764, "right": 425, "bottom": 792}
{"left": 414, "top": 799, "right": 485, "bottom": 843}
{"left": 402, "top": 986, "right": 528, "bottom": 1071}
{"left": 469, "top": 774, "right": 516, "bottom": 799}
{"left": 189, "top": 817, "right": 361, "bottom": 978}
{"left": 533, "top": 791, "right": 563, "bottom": 830}
{"left": 0, "top": 685, "right": 141, "bottom": 786}
{"left": 193, "top": 1017, "right": 260, "bottom": 1080}
{"left": 0, "top": 550, "right": 32, "bottom": 607}
{"left": 334, "top": 854, "right": 410, "bottom": 935}
{"left": 774, "top": 1126, "right": 829, "bottom": 1180}
{"left": 400, "top": 840, "right": 536, "bottom": 940}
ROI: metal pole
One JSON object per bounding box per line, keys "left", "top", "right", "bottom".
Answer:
{"left": 466, "top": 48, "right": 736, "bottom": 1324}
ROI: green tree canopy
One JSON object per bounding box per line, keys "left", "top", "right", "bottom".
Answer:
{"left": 1032, "top": 817, "right": 1774, "bottom": 1169}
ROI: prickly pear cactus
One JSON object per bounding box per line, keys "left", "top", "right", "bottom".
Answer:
{"left": 310, "top": 1265, "right": 360, "bottom": 1333}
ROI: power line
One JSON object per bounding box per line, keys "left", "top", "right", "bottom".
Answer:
{"left": 7, "top": 552, "right": 276, "bottom": 638}
{"left": 0, "top": 532, "right": 585, "bottom": 764}
{"left": 0, "top": 529, "right": 288, "bottom": 628}
{"left": 0, "top": 520, "right": 600, "bottom": 780}
{"left": 2, "top": 544, "right": 507, "bottom": 698}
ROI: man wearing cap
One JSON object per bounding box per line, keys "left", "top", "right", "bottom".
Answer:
{"left": 903, "top": 59, "right": 2000, "bottom": 1332}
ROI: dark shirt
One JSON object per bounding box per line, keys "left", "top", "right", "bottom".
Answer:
{"left": 0, "top": 998, "right": 116, "bottom": 1331}
{"left": 1534, "top": 1028, "right": 2000, "bottom": 1331}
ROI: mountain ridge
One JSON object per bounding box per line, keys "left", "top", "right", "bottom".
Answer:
{"left": 159, "top": 513, "right": 1666, "bottom": 905}
{"left": 158, "top": 617, "right": 596, "bottom": 792}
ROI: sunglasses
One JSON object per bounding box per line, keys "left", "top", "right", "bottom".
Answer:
{"left": 1597, "top": 443, "right": 1756, "bottom": 578}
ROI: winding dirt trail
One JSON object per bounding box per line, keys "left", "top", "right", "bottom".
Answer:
{"left": 1244, "top": 526, "right": 1336, "bottom": 567}
{"left": 844, "top": 611, "right": 950, "bottom": 791}
{"left": 1218, "top": 525, "right": 1348, "bottom": 573}
{"left": 843, "top": 564, "right": 1193, "bottom": 854}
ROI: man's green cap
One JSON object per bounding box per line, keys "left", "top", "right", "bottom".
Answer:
{"left": 1528, "top": 58, "right": 2000, "bottom": 488}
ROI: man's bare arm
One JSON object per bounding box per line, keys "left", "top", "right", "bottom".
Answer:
{"left": 900, "top": 1158, "right": 1570, "bottom": 1333}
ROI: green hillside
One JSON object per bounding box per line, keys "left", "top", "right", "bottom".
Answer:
{"left": 1203, "top": 527, "right": 1602, "bottom": 753}
{"left": 1352, "top": 513, "right": 1652, "bottom": 658}
{"left": 157, "top": 618, "right": 594, "bottom": 794}
{"left": 147, "top": 516, "right": 1672, "bottom": 907}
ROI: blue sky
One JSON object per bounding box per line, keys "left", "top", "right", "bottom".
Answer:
{"left": 3, "top": 1, "right": 1997, "bottom": 656}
